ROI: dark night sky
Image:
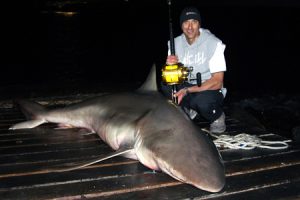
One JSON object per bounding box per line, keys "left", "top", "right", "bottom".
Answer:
{"left": 1, "top": 0, "right": 300, "bottom": 99}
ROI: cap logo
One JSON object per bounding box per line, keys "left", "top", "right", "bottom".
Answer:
{"left": 186, "top": 11, "right": 197, "bottom": 16}
{"left": 180, "top": 7, "right": 201, "bottom": 25}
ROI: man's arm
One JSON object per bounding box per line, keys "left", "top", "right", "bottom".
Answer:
{"left": 188, "top": 71, "right": 224, "bottom": 92}
{"left": 174, "top": 72, "right": 224, "bottom": 104}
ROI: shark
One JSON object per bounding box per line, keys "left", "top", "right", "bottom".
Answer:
{"left": 9, "top": 64, "right": 225, "bottom": 192}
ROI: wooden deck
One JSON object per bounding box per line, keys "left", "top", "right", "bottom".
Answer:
{"left": 0, "top": 96, "right": 300, "bottom": 200}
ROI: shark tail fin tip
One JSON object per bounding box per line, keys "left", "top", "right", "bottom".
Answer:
{"left": 9, "top": 99, "right": 47, "bottom": 130}
{"left": 15, "top": 99, "right": 47, "bottom": 119}
{"left": 9, "top": 119, "right": 47, "bottom": 130}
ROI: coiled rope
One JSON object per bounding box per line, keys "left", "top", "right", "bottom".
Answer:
{"left": 206, "top": 131, "right": 292, "bottom": 150}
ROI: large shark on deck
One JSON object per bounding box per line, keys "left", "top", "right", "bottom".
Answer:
{"left": 9, "top": 64, "right": 225, "bottom": 192}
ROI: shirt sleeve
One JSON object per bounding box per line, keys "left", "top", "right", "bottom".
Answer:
{"left": 209, "top": 42, "right": 227, "bottom": 73}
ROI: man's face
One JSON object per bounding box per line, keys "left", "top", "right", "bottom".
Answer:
{"left": 181, "top": 19, "right": 200, "bottom": 44}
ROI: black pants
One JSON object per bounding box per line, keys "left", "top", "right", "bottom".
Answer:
{"left": 160, "top": 82, "right": 224, "bottom": 123}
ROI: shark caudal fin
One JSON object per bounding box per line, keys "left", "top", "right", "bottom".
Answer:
{"left": 9, "top": 99, "right": 48, "bottom": 130}
{"left": 137, "top": 63, "right": 158, "bottom": 92}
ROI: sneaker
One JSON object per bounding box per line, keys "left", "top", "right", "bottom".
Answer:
{"left": 189, "top": 109, "right": 198, "bottom": 120}
{"left": 183, "top": 107, "right": 198, "bottom": 120}
{"left": 210, "top": 112, "right": 226, "bottom": 133}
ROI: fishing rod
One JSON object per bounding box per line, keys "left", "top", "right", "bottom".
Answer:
{"left": 162, "top": 0, "right": 189, "bottom": 104}
{"left": 168, "top": 0, "right": 175, "bottom": 56}
{"left": 161, "top": 0, "right": 202, "bottom": 104}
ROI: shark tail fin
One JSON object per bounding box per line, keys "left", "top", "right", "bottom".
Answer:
{"left": 15, "top": 99, "right": 47, "bottom": 119}
{"left": 137, "top": 63, "right": 158, "bottom": 92}
{"left": 44, "top": 148, "right": 134, "bottom": 173}
{"left": 9, "top": 99, "right": 47, "bottom": 130}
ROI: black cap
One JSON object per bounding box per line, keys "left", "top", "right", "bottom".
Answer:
{"left": 179, "top": 6, "right": 201, "bottom": 26}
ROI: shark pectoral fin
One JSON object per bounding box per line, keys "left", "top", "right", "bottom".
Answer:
{"left": 9, "top": 119, "right": 47, "bottom": 130}
{"left": 44, "top": 148, "right": 134, "bottom": 173}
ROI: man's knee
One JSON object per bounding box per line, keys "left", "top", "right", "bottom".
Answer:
{"left": 189, "top": 91, "right": 224, "bottom": 122}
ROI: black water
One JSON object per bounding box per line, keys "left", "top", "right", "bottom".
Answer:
{"left": 1, "top": 1, "right": 300, "bottom": 140}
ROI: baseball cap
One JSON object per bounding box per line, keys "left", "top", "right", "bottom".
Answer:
{"left": 179, "top": 6, "right": 201, "bottom": 26}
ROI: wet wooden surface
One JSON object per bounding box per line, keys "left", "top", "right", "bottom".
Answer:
{"left": 0, "top": 97, "right": 300, "bottom": 200}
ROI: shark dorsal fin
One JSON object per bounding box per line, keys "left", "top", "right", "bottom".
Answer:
{"left": 137, "top": 63, "right": 158, "bottom": 92}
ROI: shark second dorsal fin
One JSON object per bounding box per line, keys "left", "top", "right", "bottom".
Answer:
{"left": 137, "top": 63, "right": 158, "bottom": 92}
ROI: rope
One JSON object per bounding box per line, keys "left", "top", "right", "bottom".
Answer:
{"left": 207, "top": 132, "right": 292, "bottom": 150}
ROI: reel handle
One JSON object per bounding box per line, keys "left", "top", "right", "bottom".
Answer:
{"left": 189, "top": 72, "right": 202, "bottom": 87}
{"left": 196, "top": 72, "right": 202, "bottom": 86}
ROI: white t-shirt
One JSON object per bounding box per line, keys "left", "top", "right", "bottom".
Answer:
{"left": 168, "top": 28, "right": 227, "bottom": 96}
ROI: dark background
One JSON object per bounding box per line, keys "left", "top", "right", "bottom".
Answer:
{"left": 1, "top": 0, "right": 300, "bottom": 99}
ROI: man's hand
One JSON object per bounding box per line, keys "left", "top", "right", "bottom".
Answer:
{"left": 166, "top": 55, "right": 179, "bottom": 65}
{"left": 174, "top": 88, "right": 188, "bottom": 104}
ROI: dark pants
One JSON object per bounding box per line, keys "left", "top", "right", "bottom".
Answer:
{"left": 160, "top": 82, "right": 224, "bottom": 123}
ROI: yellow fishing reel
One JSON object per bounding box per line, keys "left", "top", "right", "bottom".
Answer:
{"left": 161, "top": 63, "right": 190, "bottom": 85}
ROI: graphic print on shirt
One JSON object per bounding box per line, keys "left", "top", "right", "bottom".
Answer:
{"left": 183, "top": 51, "right": 206, "bottom": 67}
{"left": 181, "top": 50, "right": 208, "bottom": 82}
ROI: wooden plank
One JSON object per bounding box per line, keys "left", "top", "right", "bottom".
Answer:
{"left": 0, "top": 140, "right": 104, "bottom": 155}
{"left": 2, "top": 149, "right": 296, "bottom": 189}
{"left": 0, "top": 166, "right": 173, "bottom": 200}
{"left": 1, "top": 143, "right": 299, "bottom": 176}
{"left": 0, "top": 145, "right": 110, "bottom": 165}
{"left": 1, "top": 127, "right": 297, "bottom": 176}
{"left": 1, "top": 148, "right": 299, "bottom": 199}
{"left": 202, "top": 180, "right": 300, "bottom": 200}
{"left": 1, "top": 163, "right": 296, "bottom": 200}
{"left": 0, "top": 131, "right": 100, "bottom": 149}
{"left": 0, "top": 157, "right": 137, "bottom": 179}
{"left": 1, "top": 97, "right": 300, "bottom": 200}
{"left": 0, "top": 162, "right": 149, "bottom": 190}
{"left": 225, "top": 150, "right": 300, "bottom": 175}
{"left": 99, "top": 164, "right": 300, "bottom": 200}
